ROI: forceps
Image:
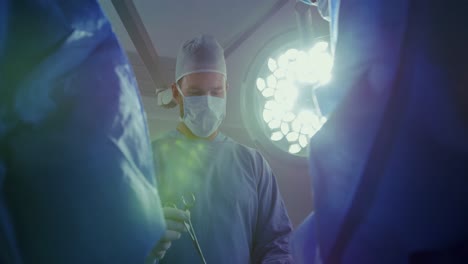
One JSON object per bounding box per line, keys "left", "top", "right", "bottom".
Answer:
{"left": 173, "top": 193, "right": 207, "bottom": 264}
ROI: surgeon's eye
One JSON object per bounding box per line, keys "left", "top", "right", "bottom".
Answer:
{"left": 211, "top": 88, "right": 224, "bottom": 97}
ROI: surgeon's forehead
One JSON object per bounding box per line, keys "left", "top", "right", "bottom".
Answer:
{"left": 179, "top": 72, "right": 225, "bottom": 90}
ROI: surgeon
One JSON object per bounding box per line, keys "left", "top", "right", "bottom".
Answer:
{"left": 147, "top": 34, "right": 293, "bottom": 263}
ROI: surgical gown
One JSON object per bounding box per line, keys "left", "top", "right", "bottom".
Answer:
{"left": 0, "top": 1, "right": 165, "bottom": 262}
{"left": 293, "top": 0, "right": 468, "bottom": 263}
{"left": 152, "top": 130, "right": 293, "bottom": 263}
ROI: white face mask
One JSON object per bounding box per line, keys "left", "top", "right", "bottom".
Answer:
{"left": 177, "top": 84, "right": 226, "bottom": 138}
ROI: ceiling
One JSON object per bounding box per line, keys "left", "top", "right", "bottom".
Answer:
{"left": 99, "top": 0, "right": 328, "bottom": 227}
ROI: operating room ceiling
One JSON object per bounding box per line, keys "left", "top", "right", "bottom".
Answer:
{"left": 99, "top": 0, "right": 328, "bottom": 226}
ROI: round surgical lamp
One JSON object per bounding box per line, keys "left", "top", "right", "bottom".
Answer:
{"left": 241, "top": 3, "right": 332, "bottom": 159}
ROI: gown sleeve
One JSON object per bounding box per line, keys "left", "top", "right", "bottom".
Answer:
{"left": 251, "top": 152, "right": 294, "bottom": 263}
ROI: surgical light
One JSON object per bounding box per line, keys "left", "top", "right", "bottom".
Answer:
{"left": 255, "top": 41, "right": 333, "bottom": 156}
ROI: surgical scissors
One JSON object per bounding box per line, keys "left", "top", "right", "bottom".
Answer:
{"left": 173, "top": 193, "right": 207, "bottom": 264}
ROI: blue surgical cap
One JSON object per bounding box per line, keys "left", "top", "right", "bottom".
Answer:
{"left": 175, "top": 34, "right": 226, "bottom": 82}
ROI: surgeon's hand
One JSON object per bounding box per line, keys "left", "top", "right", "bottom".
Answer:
{"left": 147, "top": 207, "right": 190, "bottom": 263}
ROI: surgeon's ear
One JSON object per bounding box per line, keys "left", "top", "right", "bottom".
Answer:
{"left": 172, "top": 83, "right": 181, "bottom": 104}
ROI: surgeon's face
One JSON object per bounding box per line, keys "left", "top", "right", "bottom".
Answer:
{"left": 172, "top": 72, "right": 228, "bottom": 116}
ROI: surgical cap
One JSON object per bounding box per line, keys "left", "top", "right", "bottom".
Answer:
{"left": 175, "top": 34, "right": 226, "bottom": 82}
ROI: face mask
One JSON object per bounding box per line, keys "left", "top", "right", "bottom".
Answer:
{"left": 177, "top": 85, "right": 226, "bottom": 137}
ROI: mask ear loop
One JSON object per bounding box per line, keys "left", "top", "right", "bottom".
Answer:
{"left": 176, "top": 84, "right": 186, "bottom": 122}
{"left": 175, "top": 83, "right": 184, "bottom": 98}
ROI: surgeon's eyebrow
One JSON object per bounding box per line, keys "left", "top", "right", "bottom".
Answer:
{"left": 185, "top": 86, "right": 201, "bottom": 91}
{"left": 186, "top": 86, "right": 223, "bottom": 92}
